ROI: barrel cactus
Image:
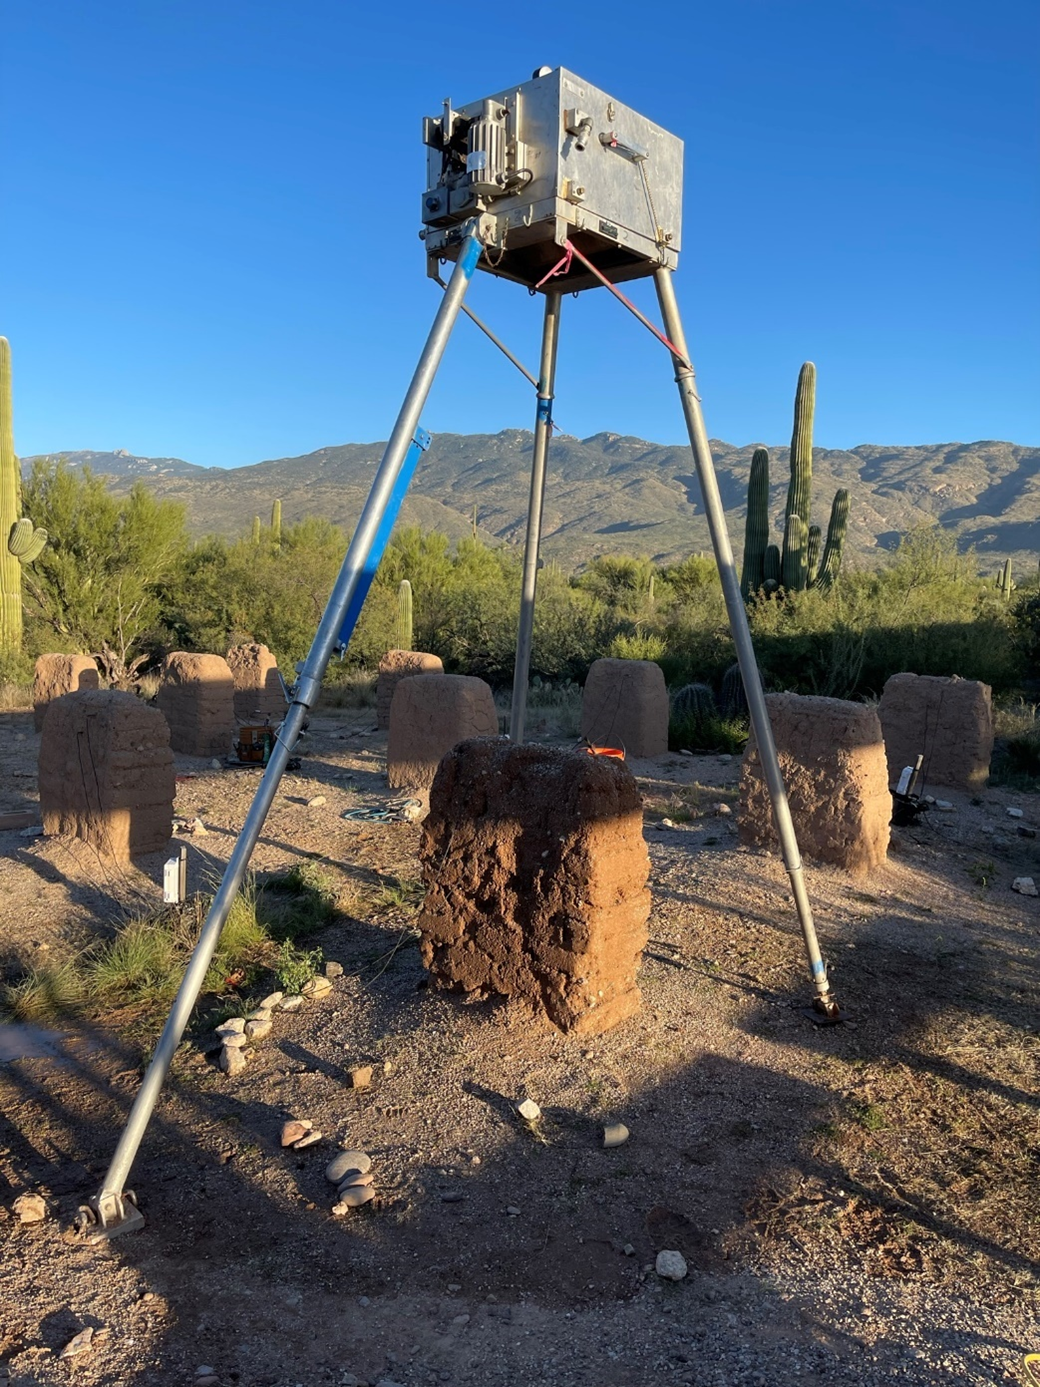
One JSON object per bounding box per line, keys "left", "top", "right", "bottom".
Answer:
{"left": 720, "top": 662, "right": 748, "bottom": 719}
{"left": 672, "top": 682, "right": 717, "bottom": 721}
{"left": 1, "top": 337, "right": 48, "bottom": 654}
{"left": 739, "top": 362, "right": 849, "bottom": 599}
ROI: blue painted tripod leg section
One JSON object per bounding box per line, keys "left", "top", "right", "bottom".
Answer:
{"left": 335, "top": 426, "right": 431, "bottom": 654}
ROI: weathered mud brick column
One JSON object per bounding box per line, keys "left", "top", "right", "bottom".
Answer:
{"left": 376, "top": 650, "right": 444, "bottom": 730}
{"left": 38, "top": 690, "right": 174, "bottom": 860}
{"left": 418, "top": 739, "right": 651, "bottom": 1034}
{"left": 387, "top": 673, "right": 498, "bottom": 789}
{"left": 226, "top": 642, "right": 287, "bottom": 724}
{"left": 581, "top": 657, "right": 669, "bottom": 757}
{"left": 740, "top": 692, "right": 890, "bottom": 875}
{"left": 32, "top": 654, "right": 100, "bottom": 732}
{"left": 878, "top": 673, "right": 993, "bottom": 791}
{"left": 156, "top": 652, "right": 237, "bottom": 758}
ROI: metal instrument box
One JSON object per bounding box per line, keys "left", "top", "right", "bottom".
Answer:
{"left": 421, "top": 67, "right": 683, "bottom": 293}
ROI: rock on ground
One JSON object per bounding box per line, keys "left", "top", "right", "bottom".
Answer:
{"left": 386, "top": 674, "right": 498, "bottom": 790}
{"left": 156, "top": 652, "right": 237, "bottom": 759}
{"left": 580, "top": 658, "right": 669, "bottom": 758}
{"left": 879, "top": 672, "right": 993, "bottom": 791}
{"left": 740, "top": 692, "right": 890, "bottom": 876}
{"left": 32, "top": 654, "right": 99, "bottom": 733}
{"left": 418, "top": 739, "right": 650, "bottom": 1034}
{"left": 38, "top": 690, "right": 175, "bottom": 861}
{"left": 376, "top": 650, "right": 444, "bottom": 730}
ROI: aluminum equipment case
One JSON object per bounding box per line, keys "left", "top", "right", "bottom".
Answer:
{"left": 421, "top": 66, "right": 683, "bottom": 293}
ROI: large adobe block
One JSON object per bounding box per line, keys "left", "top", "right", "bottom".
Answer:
{"left": 581, "top": 658, "right": 668, "bottom": 758}
{"left": 156, "top": 652, "right": 237, "bottom": 758}
{"left": 225, "top": 642, "right": 287, "bottom": 724}
{"left": 387, "top": 673, "right": 498, "bottom": 789}
{"left": 33, "top": 654, "right": 100, "bottom": 732}
{"left": 38, "top": 690, "right": 174, "bottom": 860}
{"left": 418, "top": 739, "right": 651, "bottom": 1034}
{"left": 878, "top": 673, "right": 993, "bottom": 791}
{"left": 376, "top": 649, "right": 444, "bottom": 730}
{"left": 739, "top": 692, "right": 890, "bottom": 876}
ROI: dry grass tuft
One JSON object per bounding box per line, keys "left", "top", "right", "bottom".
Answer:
{"left": 318, "top": 670, "right": 377, "bottom": 708}
{"left": 0, "top": 866, "right": 340, "bottom": 1030}
{"left": 0, "top": 682, "right": 32, "bottom": 712}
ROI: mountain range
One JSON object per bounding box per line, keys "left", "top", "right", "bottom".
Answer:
{"left": 22, "top": 433, "right": 1040, "bottom": 574}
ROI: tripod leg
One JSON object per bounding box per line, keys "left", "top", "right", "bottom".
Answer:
{"left": 510, "top": 290, "right": 562, "bottom": 744}
{"left": 78, "top": 228, "right": 485, "bottom": 1241}
{"left": 653, "top": 267, "right": 837, "bottom": 1018}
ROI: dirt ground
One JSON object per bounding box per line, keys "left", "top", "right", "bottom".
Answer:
{"left": 1, "top": 703, "right": 1038, "bottom": 1387}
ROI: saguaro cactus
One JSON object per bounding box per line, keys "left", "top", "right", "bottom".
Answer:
{"left": 805, "top": 524, "right": 822, "bottom": 587}
{"left": 397, "top": 579, "right": 413, "bottom": 651}
{"left": 996, "top": 558, "right": 1014, "bottom": 602}
{"left": 763, "top": 544, "right": 782, "bottom": 589}
{"left": 271, "top": 498, "right": 282, "bottom": 551}
{"left": 0, "top": 338, "right": 47, "bottom": 654}
{"left": 740, "top": 362, "right": 849, "bottom": 599}
{"left": 739, "top": 447, "right": 770, "bottom": 599}
{"left": 786, "top": 364, "right": 815, "bottom": 528}
{"left": 780, "top": 362, "right": 815, "bottom": 589}
{"left": 781, "top": 513, "right": 807, "bottom": 591}
{"left": 251, "top": 515, "right": 261, "bottom": 546}
{"left": 815, "top": 490, "right": 850, "bottom": 592}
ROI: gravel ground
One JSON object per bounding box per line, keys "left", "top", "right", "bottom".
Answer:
{"left": 1, "top": 704, "right": 1037, "bottom": 1386}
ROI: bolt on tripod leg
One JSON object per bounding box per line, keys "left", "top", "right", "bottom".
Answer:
{"left": 510, "top": 290, "right": 562, "bottom": 744}
{"left": 77, "top": 228, "right": 485, "bottom": 1241}
{"left": 653, "top": 267, "right": 837, "bottom": 1018}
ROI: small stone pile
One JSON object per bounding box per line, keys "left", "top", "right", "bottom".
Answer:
{"left": 212, "top": 972, "right": 337, "bottom": 1077}
{"left": 376, "top": 649, "right": 444, "bottom": 730}
{"left": 32, "top": 654, "right": 99, "bottom": 732}
{"left": 225, "top": 642, "right": 287, "bottom": 724}
{"left": 280, "top": 1118, "right": 323, "bottom": 1150}
{"left": 325, "top": 1148, "right": 375, "bottom": 1214}
{"left": 156, "top": 652, "right": 237, "bottom": 758}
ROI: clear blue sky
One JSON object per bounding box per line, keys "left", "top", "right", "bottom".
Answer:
{"left": 3, "top": 1, "right": 1037, "bottom": 467}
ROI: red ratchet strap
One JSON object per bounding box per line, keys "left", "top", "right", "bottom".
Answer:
{"left": 563, "top": 240, "right": 692, "bottom": 370}
{"left": 533, "top": 244, "right": 574, "bottom": 291}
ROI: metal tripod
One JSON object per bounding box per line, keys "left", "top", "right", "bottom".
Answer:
{"left": 79, "top": 221, "right": 836, "bottom": 1241}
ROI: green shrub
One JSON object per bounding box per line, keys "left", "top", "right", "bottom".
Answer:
{"left": 669, "top": 710, "right": 747, "bottom": 754}
{"left": 274, "top": 941, "right": 324, "bottom": 994}
{"left": 607, "top": 631, "right": 667, "bottom": 662}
